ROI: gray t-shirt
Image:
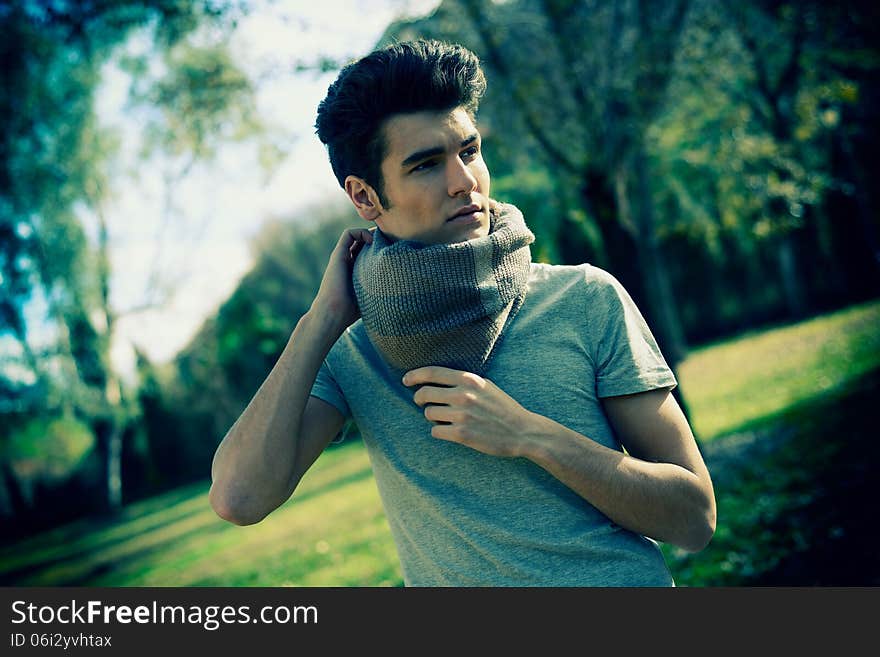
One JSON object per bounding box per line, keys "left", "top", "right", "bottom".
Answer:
{"left": 311, "top": 262, "right": 677, "bottom": 586}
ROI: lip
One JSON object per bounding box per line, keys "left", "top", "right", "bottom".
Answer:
{"left": 447, "top": 204, "right": 482, "bottom": 223}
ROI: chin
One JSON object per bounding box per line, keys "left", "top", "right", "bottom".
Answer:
{"left": 454, "top": 225, "right": 489, "bottom": 244}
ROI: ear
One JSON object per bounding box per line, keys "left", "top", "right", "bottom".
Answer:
{"left": 344, "top": 176, "right": 383, "bottom": 222}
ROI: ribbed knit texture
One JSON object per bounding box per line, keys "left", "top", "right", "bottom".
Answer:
{"left": 352, "top": 203, "right": 535, "bottom": 374}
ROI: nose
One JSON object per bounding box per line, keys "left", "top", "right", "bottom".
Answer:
{"left": 447, "top": 156, "right": 478, "bottom": 197}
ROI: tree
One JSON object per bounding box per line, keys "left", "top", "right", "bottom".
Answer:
{"left": 0, "top": 0, "right": 260, "bottom": 517}
{"left": 727, "top": 0, "right": 880, "bottom": 314}
{"left": 648, "top": 0, "right": 880, "bottom": 327}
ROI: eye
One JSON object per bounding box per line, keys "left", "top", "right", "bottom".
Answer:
{"left": 412, "top": 159, "right": 437, "bottom": 172}
{"left": 461, "top": 146, "right": 479, "bottom": 161}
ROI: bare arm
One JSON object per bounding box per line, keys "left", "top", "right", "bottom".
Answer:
{"left": 209, "top": 227, "right": 373, "bottom": 526}
{"left": 526, "top": 389, "right": 716, "bottom": 552}
{"left": 404, "top": 367, "right": 716, "bottom": 552}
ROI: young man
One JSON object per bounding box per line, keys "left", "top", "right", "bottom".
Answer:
{"left": 209, "top": 40, "right": 716, "bottom": 586}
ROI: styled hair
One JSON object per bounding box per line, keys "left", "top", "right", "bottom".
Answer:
{"left": 315, "top": 39, "right": 486, "bottom": 205}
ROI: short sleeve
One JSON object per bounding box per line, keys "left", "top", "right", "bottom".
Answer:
{"left": 310, "top": 358, "right": 351, "bottom": 418}
{"left": 590, "top": 269, "right": 677, "bottom": 398}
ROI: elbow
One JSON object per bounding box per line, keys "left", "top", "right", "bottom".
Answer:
{"left": 681, "top": 518, "right": 715, "bottom": 553}
{"left": 679, "top": 499, "right": 717, "bottom": 553}
{"left": 209, "top": 483, "right": 270, "bottom": 527}
{"left": 675, "top": 474, "right": 717, "bottom": 553}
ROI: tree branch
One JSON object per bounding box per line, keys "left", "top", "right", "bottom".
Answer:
{"left": 459, "top": 0, "right": 581, "bottom": 175}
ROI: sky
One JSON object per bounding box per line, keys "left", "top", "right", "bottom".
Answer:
{"left": 89, "top": 0, "right": 441, "bottom": 381}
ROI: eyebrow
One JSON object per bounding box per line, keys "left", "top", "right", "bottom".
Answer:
{"left": 400, "top": 134, "right": 479, "bottom": 168}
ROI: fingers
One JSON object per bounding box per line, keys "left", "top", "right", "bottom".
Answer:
{"left": 412, "top": 384, "right": 459, "bottom": 407}
{"left": 336, "top": 227, "right": 374, "bottom": 249}
{"left": 348, "top": 238, "right": 363, "bottom": 260}
{"left": 349, "top": 227, "right": 375, "bottom": 243}
{"left": 423, "top": 404, "right": 457, "bottom": 423}
{"left": 430, "top": 423, "right": 470, "bottom": 443}
{"left": 336, "top": 227, "right": 375, "bottom": 262}
{"left": 403, "top": 366, "right": 479, "bottom": 388}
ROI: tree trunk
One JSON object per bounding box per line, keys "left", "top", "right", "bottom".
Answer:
{"left": 0, "top": 463, "right": 23, "bottom": 520}
{"left": 613, "top": 152, "right": 695, "bottom": 427}
{"left": 94, "top": 417, "right": 123, "bottom": 513}
{"left": 776, "top": 233, "right": 807, "bottom": 320}
{"left": 580, "top": 169, "right": 645, "bottom": 300}
{"left": 839, "top": 130, "right": 880, "bottom": 292}
{"left": 94, "top": 200, "right": 125, "bottom": 514}
{"left": 717, "top": 219, "right": 772, "bottom": 330}
{"left": 808, "top": 203, "right": 846, "bottom": 300}
{"left": 617, "top": 151, "right": 689, "bottom": 369}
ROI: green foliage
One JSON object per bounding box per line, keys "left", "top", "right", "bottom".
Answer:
{"left": 648, "top": 0, "right": 855, "bottom": 245}
{"left": 0, "top": 0, "right": 260, "bottom": 520}
{"left": 3, "top": 415, "right": 94, "bottom": 482}
{"left": 1, "top": 1, "right": 245, "bottom": 328}
{"left": 134, "top": 42, "right": 263, "bottom": 161}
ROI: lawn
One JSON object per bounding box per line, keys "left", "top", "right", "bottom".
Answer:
{"left": 0, "top": 438, "right": 400, "bottom": 587}
{"left": 677, "top": 299, "right": 880, "bottom": 440}
{"left": 662, "top": 365, "right": 879, "bottom": 586}
{"left": 1, "top": 299, "right": 877, "bottom": 586}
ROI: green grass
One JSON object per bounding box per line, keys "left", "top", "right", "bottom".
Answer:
{"left": 678, "top": 299, "right": 880, "bottom": 440}
{"left": 0, "top": 440, "right": 401, "bottom": 587}
{"left": 662, "top": 366, "right": 879, "bottom": 586}
{"left": 1, "top": 299, "right": 877, "bottom": 586}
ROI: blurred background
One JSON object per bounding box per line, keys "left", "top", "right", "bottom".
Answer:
{"left": 1, "top": 0, "right": 878, "bottom": 587}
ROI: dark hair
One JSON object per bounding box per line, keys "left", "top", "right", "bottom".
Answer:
{"left": 315, "top": 39, "right": 486, "bottom": 206}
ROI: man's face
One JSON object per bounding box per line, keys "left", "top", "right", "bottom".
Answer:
{"left": 372, "top": 107, "right": 491, "bottom": 245}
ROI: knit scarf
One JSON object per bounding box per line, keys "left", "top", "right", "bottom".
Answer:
{"left": 352, "top": 202, "right": 534, "bottom": 375}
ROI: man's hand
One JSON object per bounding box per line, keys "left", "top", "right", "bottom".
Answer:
{"left": 311, "top": 227, "right": 374, "bottom": 330}
{"left": 403, "top": 366, "right": 536, "bottom": 457}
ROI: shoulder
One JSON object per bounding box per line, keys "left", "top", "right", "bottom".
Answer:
{"left": 528, "top": 261, "right": 625, "bottom": 303}
{"left": 325, "top": 319, "right": 388, "bottom": 374}
{"left": 529, "top": 260, "right": 617, "bottom": 283}
{"left": 328, "top": 319, "right": 370, "bottom": 356}
{"left": 523, "top": 262, "right": 640, "bottom": 336}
